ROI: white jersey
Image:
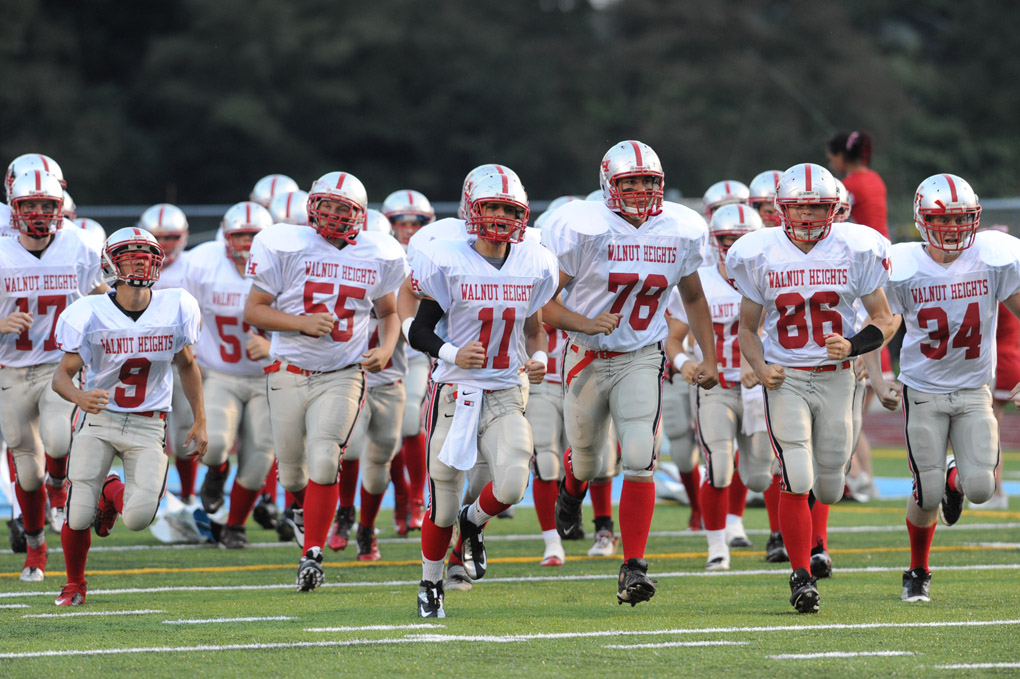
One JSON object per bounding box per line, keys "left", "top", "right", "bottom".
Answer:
{"left": 184, "top": 241, "right": 270, "bottom": 377}
{"left": 410, "top": 237, "right": 559, "bottom": 390}
{"left": 668, "top": 264, "right": 742, "bottom": 384}
{"left": 154, "top": 253, "right": 189, "bottom": 290}
{"left": 247, "top": 224, "right": 408, "bottom": 372}
{"left": 406, "top": 218, "right": 541, "bottom": 260}
{"left": 542, "top": 200, "right": 707, "bottom": 352}
{"left": 725, "top": 222, "right": 890, "bottom": 367}
{"left": 886, "top": 232, "right": 1020, "bottom": 393}
{"left": 0, "top": 228, "right": 104, "bottom": 367}
{"left": 543, "top": 324, "right": 568, "bottom": 385}
{"left": 0, "top": 204, "right": 10, "bottom": 235}
{"left": 55, "top": 288, "right": 201, "bottom": 413}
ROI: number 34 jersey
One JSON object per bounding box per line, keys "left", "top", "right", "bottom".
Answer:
{"left": 725, "top": 222, "right": 890, "bottom": 368}
{"left": 55, "top": 288, "right": 202, "bottom": 413}
{"left": 541, "top": 200, "right": 707, "bottom": 353}
{"left": 885, "top": 231, "right": 1020, "bottom": 393}
{"left": 183, "top": 241, "right": 269, "bottom": 377}
{"left": 247, "top": 224, "right": 409, "bottom": 373}
{"left": 409, "top": 237, "right": 559, "bottom": 390}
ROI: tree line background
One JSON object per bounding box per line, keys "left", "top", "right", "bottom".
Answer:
{"left": 3, "top": 0, "right": 1019, "bottom": 239}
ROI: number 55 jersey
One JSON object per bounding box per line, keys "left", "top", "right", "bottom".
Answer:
{"left": 885, "top": 230, "right": 1020, "bottom": 393}
{"left": 55, "top": 288, "right": 202, "bottom": 412}
{"left": 540, "top": 200, "right": 706, "bottom": 352}
{"left": 725, "top": 222, "right": 890, "bottom": 368}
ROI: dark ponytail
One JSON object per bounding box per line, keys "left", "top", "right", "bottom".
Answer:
{"left": 828, "top": 130, "right": 873, "bottom": 165}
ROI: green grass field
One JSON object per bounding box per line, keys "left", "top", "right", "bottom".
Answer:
{"left": 1, "top": 448, "right": 1018, "bottom": 679}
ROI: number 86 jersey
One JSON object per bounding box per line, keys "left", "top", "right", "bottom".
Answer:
{"left": 541, "top": 200, "right": 707, "bottom": 352}
{"left": 725, "top": 222, "right": 890, "bottom": 368}
{"left": 409, "top": 236, "right": 559, "bottom": 390}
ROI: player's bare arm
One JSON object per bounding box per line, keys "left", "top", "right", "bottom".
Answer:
{"left": 665, "top": 315, "right": 698, "bottom": 384}
{"left": 541, "top": 271, "right": 622, "bottom": 336}
{"left": 173, "top": 345, "right": 208, "bottom": 458}
{"left": 0, "top": 309, "right": 33, "bottom": 335}
{"left": 523, "top": 311, "right": 548, "bottom": 385}
{"left": 999, "top": 291, "right": 1020, "bottom": 404}
{"left": 738, "top": 297, "right": 785, "bottom": 390}
{"left": 361, "top": 292, "right": 399, "bottom": 373}
{"left": 245, "top": 331, "right": 271, "bottom": 361}
{"left": 824, "top": 288, "right": 897, "bottom": 361}
{"left": 678, "top": 272, "right": 719, "bottom": 389}
{"left": 243, "top": 286, "right": 334, "bottom": 337}
{"left": 52, "top": 351, "right": 109, "bottom": 414}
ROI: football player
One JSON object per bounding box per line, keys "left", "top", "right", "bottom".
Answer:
{"left": 702, "top": 180, "right": 750, "bottom": 220}
{"left": 267, "top": 190, "right": 310, "bottom": 226}
{"left": 0, "top": 170, "right": 106, "bottom": 582}
{"left": 51, "top": 227, "right": 207, "bottom": 606}
{"left": 406, "top": 171, "right": 558, "bottom": 617}
{"left": 185, "top": 201, "right": 275, "bottom": 548}
{"left": 542, "top": 140, "right": 717, "bottom": 606}
{"left": 250, "top": 174, "right": 300, "bottom": 209}
{"left": 726, "top": 162, "right": 895, "bottom": 613}
{"left": 866, "top": 174, "right": 1020, "bottom": 602}
{"left": 244, "top": 171, "right": 407, "bottom": 592}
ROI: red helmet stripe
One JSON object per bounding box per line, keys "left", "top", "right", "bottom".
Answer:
{"left": 270, "top": 177, "right": 278, "bottom": 195}
{"left": 134, "top": 228, "right": 142, "bottom": 236}
{"left": 804, "top": 165, "right": 813, "bottom": 191}
{"left": 285, "top": 193, "right": 294, "bottom": 217}
{"left": 158, "top": 205, "right": 166, "bottom": 226}
{"left": 407, "top": 190, "right": 413, "bottom": 204}
{"left": 738, "top": 205, "right": 745, "bottom": 220}
{"left": 245, "top": 204, "right": 252, "bottom": 221}
{"left": 34, "top": 170, "right": 42, "bottom": 190}
{"left": 630, "top": 141, "right": 643, "bottom": 166}
{"left": 501, "top": 175, "right": 509, "bottom": 193}
{"left": 37, "top": 155, "right": 50, "bottom": 172}
{"left": 496, "top": 166, "right": 506, "bottom": 176}
{"left": 943, "top": 174, "right": 959, "bottom": 202}
{"left": 335, "top": 173, "right": 347, "bottom": 190}
{"left": 772, "top": 171, "right": 780, "bottom": 187}
{"left": 724, "top": 181, "right": 731, "bottom": 193}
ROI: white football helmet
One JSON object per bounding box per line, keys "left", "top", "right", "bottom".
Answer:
{"left": 307, "top": 171, "right": 367, "bottom": 244}
{"left": 364, "top": 208, "right": 393, "bottom": 236}
{"left": 709, "top": 203, "right": 763, "bottom": 260}
{"left": 73, "top": 218, "right": 107, "bottom": 251}
{"left": 381, "top": 189, "right": 434, "bottom": 244}
{"left": 600, "top": 140, "right": 664, "bottom": 219}
{"left": 103, "top": 227, "right": 164, "bottom": 288}
{"left": 250, "top": 174, "right": 299, "bottom": 208}
{"left": 221, "top": 201, "right": 273, "bottom": 262}
{"left": 138, "top": 203, "right": 189, "bottom": 265}
{"left": 267, "top": 190, "right": 309, "bottom": 225}
{"left": 533, "top": 195, "right": 582, "bottom": 230}
{"left": 833, "top": 178, "right": 851, "bottom": 223}
{"left": 62, "top": 191, "right": 76, "bottom": 220}
{"left": 5, "top": 154, "right": 65, "bottom": 202}
{"left": 914, "top": 173, "right": 981, "bottom": 252}
{"left": 9, "top": 170, "right": 64, "bottom": 237}
{"left": 458, "top": 164, "right": 519, "bottom": 219}
{"left": 584, "top": 189, "right": 603, "bottom": 201}
{"left": 466, "top": 172, "right": 529, "bottom": 244}
{"left": 747, "top": 170, "right": 782, "bottom": 226}
{"left": 702, "top": 180, "right": 750, "bottom": 219}
{"left": 775, "top": 163, "right": 840, "bottom": 243}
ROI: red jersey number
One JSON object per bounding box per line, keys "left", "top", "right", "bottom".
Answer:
{"left": 215, "top": 315, "right": 266, "bottom": 363}
{"left": 608, "top": 273, "right": 669, "bottom": 331}
{"left": 918, "top": 303, "right": 982, "bottom": 360}
{"left": 477, "top": 307, "right": 516, "bottom": 370}
{"left": 302, "top": 282, "right": 367, "bottom": 342}
{"left": 115, "top": 357, "right": 151, "bottom": 408}
{"left": 13, "top": 295, "right": 67, "bottom": 351}
{"left": 776, "top": 291, "right": 843, "bottom": 349}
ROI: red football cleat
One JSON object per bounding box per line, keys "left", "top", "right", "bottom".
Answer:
{"left": 93, "top": 474, "right": 122, "bottom": 538}
{"left": 55, "top": 581, "right": 87, "bottom": 606}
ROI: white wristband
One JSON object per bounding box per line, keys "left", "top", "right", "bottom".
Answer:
{"left": 672, "top": 352, "right": 691, "bottom": 370}
{"left": 401, "top": 317, "right": 414, "bottom": 343}
{"left": 439, "top": 342, "right": 460, "bottom": 364}
{"left": 530, "top": 350, "right": 548, "bottom": 367}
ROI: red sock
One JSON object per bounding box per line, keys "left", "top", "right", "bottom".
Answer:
{"left": 284, "top": 489, "right": 299, "bottom": 508}
{"left": 176, "top": 456, "right": 198, "bottom": 498}
{"left": 359, "top": 487, "right": 384, "bottom": 529}
{"left": 763, "top": 475, "right": 782, "bottom": 532}
{"left": 680, "top": 467, "right": 702, "bottom": 513}
{"left": 619, "top": 478, "right": 655, "bottom": 561}
{"left": 15, "top": 484, "right": 46, "bottom": 533}
{"left": 421, "top": 514, "right": 453, "bottom": 562}
{"left": 303, "top": 480, "right": 339, "bottom": 550}
{"left": 562, "top": 448, "right": 589, "bottom": 499}
{"left": 947, "top": 466, "right": 960, "bottom": 492}
{"left": 532, "top": 478, "right": 558, "bottom": 532}
{"left": 60, "top": 522, "right": 91, "bottom": 585}
{"left": 213, "top": 461, "right": 228, "bottom": 474}
{"left": 390, "top": 450, "right": 409, "bottom": 504}
{"left": 907, "top": 519, "right": 936, "bottom": 571}
{"left": 45, "top": 453, "right": 67, "bottom": 480}
{"left": 226, "top": 484, "right": 260, "bottom": 526}
{"left": 262, "top": 461, "right": 279, "bottom": 502}
{"left": 104, "top": 478, "right": 126, "bottom": 513}
{"left": 403, "top": 434, "right": 427, "bottom": 506}
{"left": 339, "top": 459, "right": 360, "bottom": 507}
{"left": 478, "top": 482, "right": 511, "bottom": 516}
{"left": 699, "top": 479, "right": 728, "bottom": 531}
{"left": 810, "top": 499, "right": 830, "bottom": 550}
{"left": 590, "top": 479, "right": 613, "bottom": 520}
{"left": 728, "top": 471, "right": 748, "bottom": 517}
{"left": 449, "top": 534, "right": 465, "bottom": 565}
{"left": 779, "top": 492, "right": 812, "bottom": 571}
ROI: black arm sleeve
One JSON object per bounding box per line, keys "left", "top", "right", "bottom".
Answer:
{"left": 408, "top": 298, "right": 447, "bottom": 359}
{"left": 846, "top": 323, "right": 884, "bottom": 357}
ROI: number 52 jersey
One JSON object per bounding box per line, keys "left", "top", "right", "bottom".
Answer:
{"left": 55, "top": 288, "right": 202, "bottom": 413}
{"left": 885, "top": 230, "right": 1020, "bottom": 393}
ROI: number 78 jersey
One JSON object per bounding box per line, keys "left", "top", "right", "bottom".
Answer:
{"left": 885, "top": 232, "right": 1020, "bottom": 393}
{"left": 541, "top": 200, "right": 707, "bottom": 352}
{"left": 725, "top": 222, "right": 890, "bottom": 367}
{"left": 409, "top": 237, "right": 559, "bottom": 390}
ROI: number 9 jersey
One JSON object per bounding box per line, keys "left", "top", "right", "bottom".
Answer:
{"left": 541, "top": 200, "right": 707, "bottom": 352}
{"left": 55, "top": 288, "right": 201, "bottom": 412}
{"left": 725, "top": 222, "right": 890, "bottom": 367}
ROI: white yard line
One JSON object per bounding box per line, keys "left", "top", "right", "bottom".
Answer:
{"left": 23, "top": 609, "right": 163, "bottom": 619}
{"left": 304, "top": 624, "right": 446, "bottom": 632}
{"left": 0, "top": 603, "right": 29, "bottom": 608}
{"left": 770, "top": 651, "right": 914, "bottom": 659}
{"left": 163, "top": 616, "right": 294, "bottom": 624}
{"left": 603, "top": 640, "right": 748, "bottom": 649}
{"left": 3, "top": 563, "right": 1019, "bottom": 600}
{"left": 935, "top": 663, "right": 1020, "bottom": 669}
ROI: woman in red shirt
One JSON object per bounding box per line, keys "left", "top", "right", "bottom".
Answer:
{"left": 826, "top": 131, "right": 889, "bottom": 241}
